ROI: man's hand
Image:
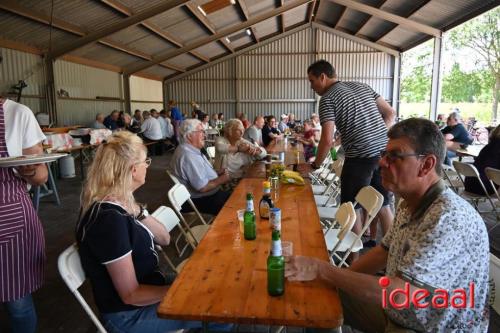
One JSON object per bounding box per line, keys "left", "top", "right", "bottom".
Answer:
{"left": 285, "top": 255, "right": 323, "bottom": 281}
{"left": 16, "top": 164, "right": 40, "bottom": 178}
{"left": 217, "top": 170, "right": 231, "bottom": 184}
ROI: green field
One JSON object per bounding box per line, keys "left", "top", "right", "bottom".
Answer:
{"left": 399, "top": 103, "right": 496, "bottom": 124}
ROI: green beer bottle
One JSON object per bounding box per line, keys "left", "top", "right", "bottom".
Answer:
{"left": 244, "top": 192, "right": 256, "bottom": 240}
{"left": 330, "top": 146, "right": 337, "bottom": 161}
{"left": 267, "top": 229, "right": 284, "bottom": 296}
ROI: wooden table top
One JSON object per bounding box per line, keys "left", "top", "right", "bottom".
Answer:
{"left": 456, "top": 144, "right": 485, "bottom": 158}
{"left": 158, "top": 178, "right": 343, "bottom": 328}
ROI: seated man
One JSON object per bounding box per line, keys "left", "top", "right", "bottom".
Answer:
{"left": 441, "top": 111, "right": 473, "bottom": 165}
{"left": 243, "top": 116, "right": 265, "bottom": 146}
{"left": 103, "top": 110, "right": 120, "bottom": 130}
{"left": 169, "top": 119, "right": 231, "bottom": 215}
{"left": 90, "top": 113, "right": 107, "bottom": 129}
{"left": 141, "top": 109, "right": 163, "bottom": 155}
{"left": 286, "top": 118, "right": 489, "bottom": 332}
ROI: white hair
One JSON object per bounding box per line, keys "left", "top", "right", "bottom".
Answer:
{"left": 179, "top": 118, "right": 201, "bottom": 143}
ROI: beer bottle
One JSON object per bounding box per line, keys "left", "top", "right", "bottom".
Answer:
{"left": 244, "top": 192, "right": 256, "bottom": 240}
{"left": 330, "top": 146, "right": 337, "bottom": 161}
{"left": 267, "top": 229, "right": 284, "bottom": 296}
{"left": 259, "top": 181, "right": 274, "bottom": 220}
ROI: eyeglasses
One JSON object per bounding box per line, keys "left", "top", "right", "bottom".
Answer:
{"left": 380, "top": 150, "right": 426, "bottom": 163}
{"left": 137, "top": 157, "right": 152, "bottom": 167}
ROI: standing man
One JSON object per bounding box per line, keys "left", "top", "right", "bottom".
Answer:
{"left": 243, "top": 116, "right": 265, "bottom": 146}
{"left": 285, "top": 118, "right": 489, "bottom": 332}
{"left": 168, "top": 100, "right": 183, "bottom": 146}
{"left": 307, "top": 60, "right": 395, "bottom": 239}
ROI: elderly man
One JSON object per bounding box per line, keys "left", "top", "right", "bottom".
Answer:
{"left": 441, "top": 111, "right": 473, "bottom": 165}
{"left": 103, "top": 110, "right": 120, "bottom": 130}
{"left": 243, "top": 116, "right": 265, "bottom": 146}
{"left": 286, "top": 118, "right": 489, "bottom": 332}
{"left": 170, "top": 119, "right": 231, "bottom": 215}
{"left": 141, "top": 109, "right": 163, "bottom": 155}
{"left": 278, "top": 114, "right": 288, "bottom": 133}
{"left": 308, "top": 59, "right": 395, "bottom": 242}
{"left": 90, "top": 113, "right": 106, "bottom": 129}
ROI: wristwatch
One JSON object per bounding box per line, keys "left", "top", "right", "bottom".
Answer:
{"left": 311, "top": 161, "right": 320, "bottom": 169}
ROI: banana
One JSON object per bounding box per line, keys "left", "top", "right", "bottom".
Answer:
{"left": 281, "top": 170, "right": 305, "bottom": 185}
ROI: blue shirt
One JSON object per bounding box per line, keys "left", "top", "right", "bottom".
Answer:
{"left": 169, "top": 143, "right": 219, "bottom": 198}
{"left": 441, "top": 124, "right": 473, "bottom": 146}
{"left": 171, "top": 107, "right": 183, "bottom": 122}
{"left": 103, "top": 116, "right": 118, "bottom": 130}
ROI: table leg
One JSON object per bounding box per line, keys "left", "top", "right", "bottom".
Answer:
{"left": 202, "top": 321, "right": 209, "bottom": 333}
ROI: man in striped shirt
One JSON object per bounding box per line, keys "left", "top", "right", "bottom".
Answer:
{"left": 308, "top": 59, "right": 395, "bottom": 241}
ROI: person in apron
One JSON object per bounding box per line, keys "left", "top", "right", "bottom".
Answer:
{"left": 0, "top": 97, "right": 47, "bottom": 333}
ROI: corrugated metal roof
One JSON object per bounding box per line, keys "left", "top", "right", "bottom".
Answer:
{"left": 0, "top": 0, "right": 496, "bottom": 82}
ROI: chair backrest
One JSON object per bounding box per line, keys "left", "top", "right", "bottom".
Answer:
{"left": 335, "top": 202, "right": 356, "bottom": 241}
{"left": 332, "top": 158, "right": 344, "bottom": 178}
{"left": 453, "top": 160, "right": 480, "bottom": 178}
{"left": 355, "top": 186, "right": 384, "bottom": 218}
{"left": 166, "top": 170, "right": 180, "bottom": 184}
{"left": 206, "top": 146, "right": 216, "bottom": 159}
{"left": 486, "top": 167, "right": 500, "bottom": 187}
{"left": 58, "top": 244, "right": 107, "bottom": 333}
{"left": 151, "top": 206, "right": 181, "bottom": 232}
{"left": 168, "top": 183, "right": 191, "bottom": 211}
{"left": 490, "top": 253, "right": 500, "bottom": 314}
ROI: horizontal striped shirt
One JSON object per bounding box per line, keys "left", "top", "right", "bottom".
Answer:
{"left": 319, "top": 81, "right": 388, "bottom": 158}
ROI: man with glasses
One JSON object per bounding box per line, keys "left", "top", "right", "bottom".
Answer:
{"left": 286, "top": 118, "right": 489, "bottom": 332}
{"left": 307, "top": 59, "right": 396, "bottom": 242}
{"left": 169, "top": 119, "right": 231, "bottom": 215}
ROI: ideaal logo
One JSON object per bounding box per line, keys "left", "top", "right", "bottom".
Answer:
{"left": 379, "top": 276, "right": 475, "bottom": 309}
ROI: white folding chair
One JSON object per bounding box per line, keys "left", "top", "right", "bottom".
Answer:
{"left": 323, "top": 202, "right": 358, "bottom": 266}
{"left": 58, "top": 244, "right": 107, "bottom": 333}
{"left": 168, "top": 183, "right": 210, "bottom": 257}
{"left": 206, "top": 146, "right": 216, "bottom": 164}
{"left": 151, "top": 206, "right": 193, "bottom": 273}
{"left": 337, "top": 186, "right": 384, "bottom": 267}
{"left": 315, "top": 158, "right": 344, "bottom": 207}
{"left": 452, "top": 161, "right": 497, "bottom": 213}
{"left": 442, "top": 164, "right": 463, "bottom": 193}
{"left": 490, "top": 253, "right": 500, "bottom": 315}
{"left": 486, "top": 167, "right": 500, "bottom": 202}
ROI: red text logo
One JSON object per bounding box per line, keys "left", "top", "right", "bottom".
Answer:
{"left": 379, "top": 276, "right": 475, "bottom": 309}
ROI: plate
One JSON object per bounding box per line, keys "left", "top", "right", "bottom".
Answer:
{"left": 0, "top": 153, "right": 67, "bottom": 168}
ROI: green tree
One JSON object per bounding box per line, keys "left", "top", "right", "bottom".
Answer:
{"left": 449, "top": 7, "right": 499, "bottom": 121}
{"left": 442, "top": 63, "right": 482, "bottom": 102}
{"left": 400, "top": 45, "right": 432, "bottom": 103}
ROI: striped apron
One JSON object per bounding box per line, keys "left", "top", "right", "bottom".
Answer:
{"left": 0, "top": 100, "right": 45, "bottom": 302}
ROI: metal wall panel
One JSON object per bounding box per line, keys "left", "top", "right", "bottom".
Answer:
{"left": 166, "top": 26, "right": 395, "bottom": 121}
{"left": 130, "top": 75, "right": 163, "bottom": 112}
{"left": 0, "top": 47, "right": 46, "bottom": 113}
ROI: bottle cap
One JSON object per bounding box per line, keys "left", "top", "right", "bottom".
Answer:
{"left": 263, "top": 181, "right": 271, "bottom": 189}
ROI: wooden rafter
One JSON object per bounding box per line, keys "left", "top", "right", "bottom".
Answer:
{"left": 353, "top": 0, "right": 387, "bottom": 35}
{"left": 328, "top": 0, "right": 440, "bottom": 37}
{"left": 125, "top": 0, "right": 313, "bottom": 75}
{"left": 48, "top": 0, "right": 190, "bottom": 59}
{"left": 100, "top": 0, "right": 209, "bottom": 63}
{"left": 334, "top": 6, "right": 347, "bottom": 29}
{"left": 236, "top": 0, "right": 259, "bottom": 43}
{"left": 306, "top": 0, "right": 317, "bottom": 23}
{"left": 185, "top": 2, "right": 234, "bottom": 53}
{"left": 0, "top": 0, "right": 184, "bottom": 73}
{"left": 277, "top": 0, "right": 286, "bottom": 33}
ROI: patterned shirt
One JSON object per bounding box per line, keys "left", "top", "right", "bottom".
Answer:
{"left": 381, "top": 180, "right": 490, "bottom": 332}
{"left": 318, "top": 81, "right": 387, "bottom": 158}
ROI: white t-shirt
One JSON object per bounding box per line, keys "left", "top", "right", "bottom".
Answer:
{"left": 157, "top": 116, "right": 174, "bottom": 139}
{"left": 3, "top": 99, "right": 46, "bottom": 157}
{"left": 140, "top": 117, "right": 163, "bottom": 140}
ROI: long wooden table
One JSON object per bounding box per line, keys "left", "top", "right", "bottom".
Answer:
{"left": 157, "top": 178, "right": 343, "bottom": 329}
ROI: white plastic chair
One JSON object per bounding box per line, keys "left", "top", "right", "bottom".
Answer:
{"left": 151, "top": 206, "right": 193, "bottom": 273}
{"left": 168, "top": 183, "right": 210, "bottom": 256}
{"left": 336, "top": 186, "right": 384, "bottom": 267}
{"left": 486, "top": 167, "right": 500, "bottom": 202}
{"left": 315, "top": 158, "right": 343, "bottom": 207}
{"left": 323, "top": 202, "right": 358, "bottom": 266}
{"left": 58, "top": 244, "right": 107, "bottom": 333}
{"left": 452, "top": 161, "right": 496, "bottom": 213}
{"left": 490, "top": 253, "right": 500, "bottom": 315}
{"left": 442, "top": 163, "right": 463, "bottom": 193}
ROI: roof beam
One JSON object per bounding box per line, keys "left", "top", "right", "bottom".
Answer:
{"left": 306, "top": 0, "right": 316, "bottom": 23}
{"left": 312, "top": 22, "right": 400, "bottom": 56}
{"left": 328, "top": 0, "right": 440, "bottom": 37}
{"left": 278, "top": 0, "right": 286, "bottom": 33}
{"left": 236, "top": 0, "right": 259, "bottom": 43}
{"left": 185, "top": 3, "right": 234, "bottom": 53}
{"left": 126, "top": 0, "right": 313, "bottom": 75}
{"left": 0, "top": 1, "right": 183, "bottom": 73}
{"left": 334, "top": 7, "right": 348, "bottom": 29}
{"left": 352, "top": 0, "right": 387, "bottom": 35}
{"left": 48, "top": 0, "right": 190, "bottom": 59}
{"left": 165, "top": 23, "right": 310, "bottom": 83}
{"left": 100, "top": 0, "right": 209, "bottom": 63}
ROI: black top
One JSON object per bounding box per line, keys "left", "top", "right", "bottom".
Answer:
{"left": 76, "top": 202, "right": 165, "bottom": 314}
{"left": 262, "top": 125, "right": 280, "bottom": 147}
{"left": 441, "top": 124, "right": 473, "bottom": 146}
{"left": 103, "top": 116, "right": 119, "bottom": 130}
{"left": 464, "top": 139, "right": 500, "bottom": 195}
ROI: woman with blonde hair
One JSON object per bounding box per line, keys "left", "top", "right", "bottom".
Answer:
{"left": 76, "top": 131, "right": 227, "bottom": 332}
{"left": 214, "top": 118, "right": 266, "bottom": 180}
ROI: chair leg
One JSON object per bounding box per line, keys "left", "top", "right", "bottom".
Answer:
{"left": 47, "top": 164, "right": 61, "bottom": 206}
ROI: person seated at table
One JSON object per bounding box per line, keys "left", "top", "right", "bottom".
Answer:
{"left": 288, "top": 113, "right": 297, "bottom": 130}
{"left": 75, "top": 131, "right": 230, "bottom": 333}
{"left": 90, "top": 113, "right": 107, "bottom": 129}
{"left": 159, "top": 110, "right": 175, "bottom": 149}
{"left": 243, "top": 116, "right": 265, "bottom": 146}
{"left": 278, "top": 114, "right": 289, "bottom": 133}
{"left": 214, "top": 119, "right": 267, "bottom": 180}
{"left": 311, "top": 113, "right": 322, "bottom": 141}
{"left": 123, "top": 113, "right": 141, "bottom": 134}
{"left": 464, "top": 124, "right": 500, "bottom": 195}
{"left": 236, "top": 111, "right": 250, "bottom": 129}
{"left": 169, "top": 119, "right": 231, "bottom": 215}
{"left": 141, "top": 109, "right": 163, "bottom": 155}
{"left": 133, "top": 109, "right": 143, "bottom": 125}
{"left": 198, "top": 112, "right": 210, "bottom": 130}
{"left": 209, "top": 113, "right": 219, "bottom": 128}
{"left": 103, "top": 110, "right": 120, "bottom": 130}
{"left": 296, "top": 119, "right": 317, "bottom": 162}
{"left": 262, "top": 115, "right": 283, "bottom": 147}
{"left": 285, "top": 118, "right": 489, "bottom": 333}
{"left": 441, "top": 111, "right": 473, "bottom": 165}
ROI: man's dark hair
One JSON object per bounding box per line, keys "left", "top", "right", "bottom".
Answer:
{"left": 307, "top": 60, "right": 336, "bottom": 78}
{"left": 388, "top": 118, "right": 446, "bottom": 174}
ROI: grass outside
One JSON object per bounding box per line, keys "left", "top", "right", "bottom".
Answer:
{"left": 399, "top": 102, "right": 496, "bottom": 125}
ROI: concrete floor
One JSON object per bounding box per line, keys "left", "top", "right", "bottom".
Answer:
{"left": 0, "top": 152, "right": 498, "bottom": 332}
